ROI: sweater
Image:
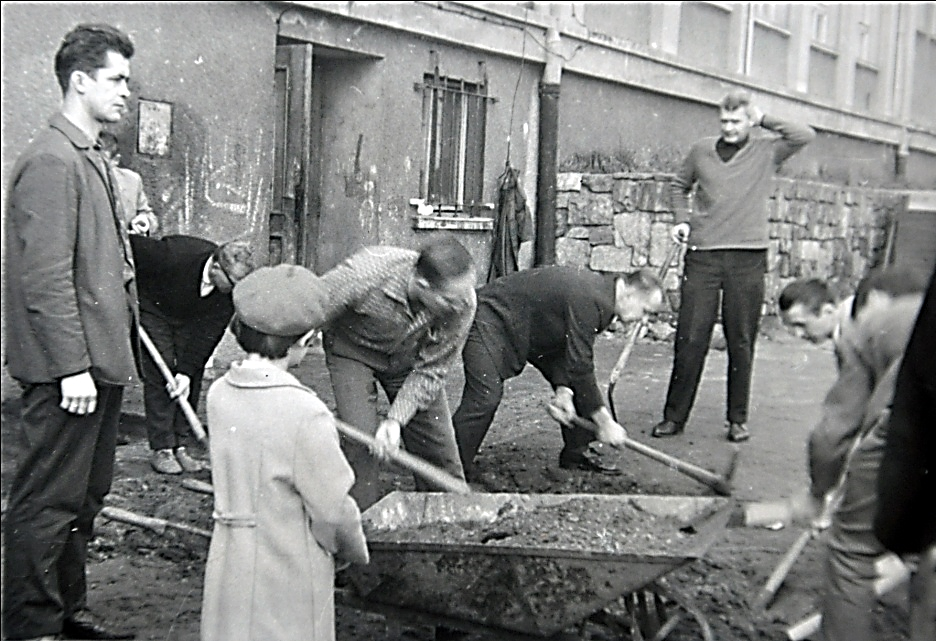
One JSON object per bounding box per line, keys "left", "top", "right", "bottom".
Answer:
{"left": 669, "top": 115, "right": 815, "bottom": 250}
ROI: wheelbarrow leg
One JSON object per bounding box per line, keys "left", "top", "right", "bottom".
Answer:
{"left": 649, "top": 582, "right": 715, "bottom": 641}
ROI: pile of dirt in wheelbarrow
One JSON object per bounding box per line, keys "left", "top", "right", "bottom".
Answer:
{"left": 367, "top": 496, "right": 695, "bottom": 555}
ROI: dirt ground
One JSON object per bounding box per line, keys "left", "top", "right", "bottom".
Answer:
{"left": 1, "top": 319, "right": 913, "bottom": 641}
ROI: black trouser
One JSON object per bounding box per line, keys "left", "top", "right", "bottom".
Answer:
{"left": 140, "top": 309, "right": 204, "bottom": 451}
{"left": 662, "top": 248, "right": 766, "bottom": 426}
{"left": 453, "top": 328, "right": 593, "bottom": 478}
{"left": 2, "top": 382, "right": 123, "bottom": 639}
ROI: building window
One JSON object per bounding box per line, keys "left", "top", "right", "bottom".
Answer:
{"left": 419, "top": 72, "right": 489, "bottom": 216}
{"left": 811, "top": 4, "right": 839, "bottom": 49}
{"left": 753, "top": 3, "right": 790, "bottom": 30}
{"left": 856, "top": 4, "right": 880, "bottom": 64}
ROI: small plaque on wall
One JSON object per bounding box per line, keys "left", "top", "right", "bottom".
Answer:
{"left": 137, "top": 99, "right": 172, "bottom": 157}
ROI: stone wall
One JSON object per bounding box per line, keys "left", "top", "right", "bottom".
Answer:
{"left": 555, "top": 172, "right": 902, "bottom": 312}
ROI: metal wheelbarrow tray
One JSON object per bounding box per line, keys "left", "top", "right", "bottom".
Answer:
{"left": 343, "top": 491, "right": 732, "bottom": 638}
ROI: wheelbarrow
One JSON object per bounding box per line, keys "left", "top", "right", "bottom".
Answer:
{"left": 339, "top": 491, "right": 732, "bottom": 640}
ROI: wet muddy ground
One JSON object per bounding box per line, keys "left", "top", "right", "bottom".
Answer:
{"left": 1, "top": 321, "right": 913, "bottom": 640}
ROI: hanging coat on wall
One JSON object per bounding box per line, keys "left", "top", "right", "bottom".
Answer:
{"left": 487, "top": 165, "right": 534, "bottom": 283}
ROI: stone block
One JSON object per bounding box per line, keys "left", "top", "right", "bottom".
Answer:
{"left": 589, "top": 227, "right": 615, "bottom": 246}
{"left": 557, "top": 192, "right": 570, "bottom": 209}
{"left": 613, "top": 180, "right": 638, "bottom": 213}
{"left": 568, "top": 192, "right": 613, "bottom": 225}
{"left": 589, "top": 245, "right": 634, "bottom": 272}
{"left": 613, "top": 211, "right": 651, "bottom": 249}
{"left": 557, "top": 173, "right": 582, "bottom": 192}
{"left": 555, "top": 207, "right": 568, "bottom": 238}
{"left": 566, "top": 226, "right": 590, "bottom": 240}
{"left": 555, "top": 237, "right": 590, "bottom": 268}
{"left": 583, "top": 174, "right": 614, "bottom": 193}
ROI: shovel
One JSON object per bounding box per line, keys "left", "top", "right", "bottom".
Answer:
{"left": 554, "top": 411, "right": 737, "bottom": 496}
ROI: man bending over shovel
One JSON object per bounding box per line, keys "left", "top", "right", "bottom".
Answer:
{"left": 767, "top": 266, "right": 926, "bottom": 641}
{"left": 453, "top": 266, "right": 665, "bottom": 480}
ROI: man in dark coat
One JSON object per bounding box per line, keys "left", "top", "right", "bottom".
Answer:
{"left": 3, "top": 23, "right": 139, "bottom": 641}
{"left": 130, "top": 234, "right": 255, "bottom": 474}
{"left": 452, "top": 266, "right": 665, "bottom": 479}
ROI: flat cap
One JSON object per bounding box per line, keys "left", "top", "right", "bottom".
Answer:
{"left": 232, "top": 264, "right": 328, "bottom": 336}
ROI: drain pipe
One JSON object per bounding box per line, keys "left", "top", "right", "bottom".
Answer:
{"left": 535, "top": 25, "right": 561, "bottom": 266}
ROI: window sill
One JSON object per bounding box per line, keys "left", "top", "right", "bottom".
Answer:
{"left": 412, "top": 216, "right": 494, "bottom": 231}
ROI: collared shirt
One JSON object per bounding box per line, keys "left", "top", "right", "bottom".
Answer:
{"left": 200, "top": 258, "right": 215, "bottom": 298}
{"left": 320, "top": 246, "right": 476, "bottom": 426}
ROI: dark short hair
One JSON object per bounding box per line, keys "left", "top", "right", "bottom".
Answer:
{"left": 230, "top": 317, "right": 303, "bottom": 359}
{"left": 214, "top": 240, "right": 256, "bottom": 283}
{"left": 720, "top": 89, "right": 752, "bottom": 112}
{"left": 778, "top": 279, "right": 835, "bottom": 314}
{"left": 55, "top": 23, "right": 134, "bottom": 94}
{"left": 415, "top": 234, "right": 473, "bottom": 288}
{"left": 852, "top": 265, "right": 927, "bottom": 318}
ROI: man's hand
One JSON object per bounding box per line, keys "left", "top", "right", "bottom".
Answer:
{"left": 129, "top": 213, "right": 158, "bottom": 236}
{"left": 373, "top": 418, "right": 402, "bottom": 461}
{"left": 547, "top": 387, "right": 576, "bottom": 426}
{"left": 671, "top": 222, "right": 690, "bottom": 244}
{"left": 788, "top": 487, "right": 824, "bottom": 527}
{"left": 590, "top": 406, "right": 627, "bottom": 448}
{"left": 595, "top": 421, "right": 627, "bottom": 448}
{"left": 60, "top": 371, "right": 98, "bottom": 415}
{"left": 168, "top": 373, "right": 191, "bottom": 401}
{"left": 747, "top": 104, "right": 765, "bottom": 127}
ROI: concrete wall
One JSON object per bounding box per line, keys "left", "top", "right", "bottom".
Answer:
{"left": 554, "top": 172, "right": 920, "bottom": 312}
{"left": 2, "top": 2, "right": 277, "bottom": 244}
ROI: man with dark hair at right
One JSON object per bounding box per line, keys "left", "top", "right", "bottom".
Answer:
{"left": 874, "top": 265, "right": 936, "bottom": 641}
{"left": 318, "top": 237, "right": 477, "bottom": 509}
{"left": 651, "top": 89, "right": 815, "bottom": 443}
{"left": 3, "top": 23, "right": 138, "bottom": 641}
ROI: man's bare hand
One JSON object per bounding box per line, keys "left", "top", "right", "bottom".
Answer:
{"left": 546, "top": 387, "right": 576, "bottom": 426}
{"left": 60, "top": 371, "right": 97, "bottom": 415}
{"left": 671, "top": 222, "right": 690, "bottom": 244}
{"left": 595, "top": 421, "right": 627, "bottom": 448}
{"left": 373, "top": 418, "right": 402, "bottom": 461}
{"left": 747, "top": 104, "right": 765, "bottom": 126}
{"left": 168, "top": 373, "right": 191, "bottom": 400}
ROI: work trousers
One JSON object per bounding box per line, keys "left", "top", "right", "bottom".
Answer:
{"left": 2, "top": 382, "right": 123, "bottom": 639}
{"left": 821, "top": 436, "right": 892, "bottom": 641}
{"left": 140, "top": 309, "right": 204, "bottom": 451}
{"left": 663, "top": 248, "right": 766, "bottom": 426}
{"left": 453, "top": 328, "right": 594, "bottom": 478}
{"left": 324, "top": 352, "right": 465, "bottom": 510}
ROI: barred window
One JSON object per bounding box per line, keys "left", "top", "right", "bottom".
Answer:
{"left": 419, "top": 73, "right": 489, "bottom": 215}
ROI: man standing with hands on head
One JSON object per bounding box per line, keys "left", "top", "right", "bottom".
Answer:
{"left": 3, "top": 23, "right": 138, "bottom": 641}
{"left": 651, "top": 89, "right": 815, "bottom": 443}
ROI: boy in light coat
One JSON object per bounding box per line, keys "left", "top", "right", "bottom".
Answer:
{"left": 201, "top": 264, "right": 369, "bottom": 641}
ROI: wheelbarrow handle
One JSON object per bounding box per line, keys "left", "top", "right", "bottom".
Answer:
{"left": 138, "top": 326, "right": 208, "bottom": 443}
{"left": 334, "top": 419, "right": 471, "bottom": 495}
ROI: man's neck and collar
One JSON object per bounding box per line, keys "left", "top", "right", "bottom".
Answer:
{"left": 60, "top": 98, "right": 103, "bottom": 146}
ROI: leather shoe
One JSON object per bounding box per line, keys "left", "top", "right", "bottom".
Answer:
{"left": 62, "top": 610, "right": 135, "bottom": 639}
{"left": 651, "top": 419, "right": 685, "bottom": 438}
{"left": 727, "top": 422, "right": 750, "bottom": 442}
{"left": 559, "top": 452, "right": 622, "bottom": 476}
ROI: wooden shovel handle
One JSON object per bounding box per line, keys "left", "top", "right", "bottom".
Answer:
{"left": 334, "top": 419, "right": 471, "bottom": 495}
{"left": 138, "top": 326, "right": 208, "bottom": 443}
{"left": 568, "top": 416, "right": 732, "bottom": 496}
